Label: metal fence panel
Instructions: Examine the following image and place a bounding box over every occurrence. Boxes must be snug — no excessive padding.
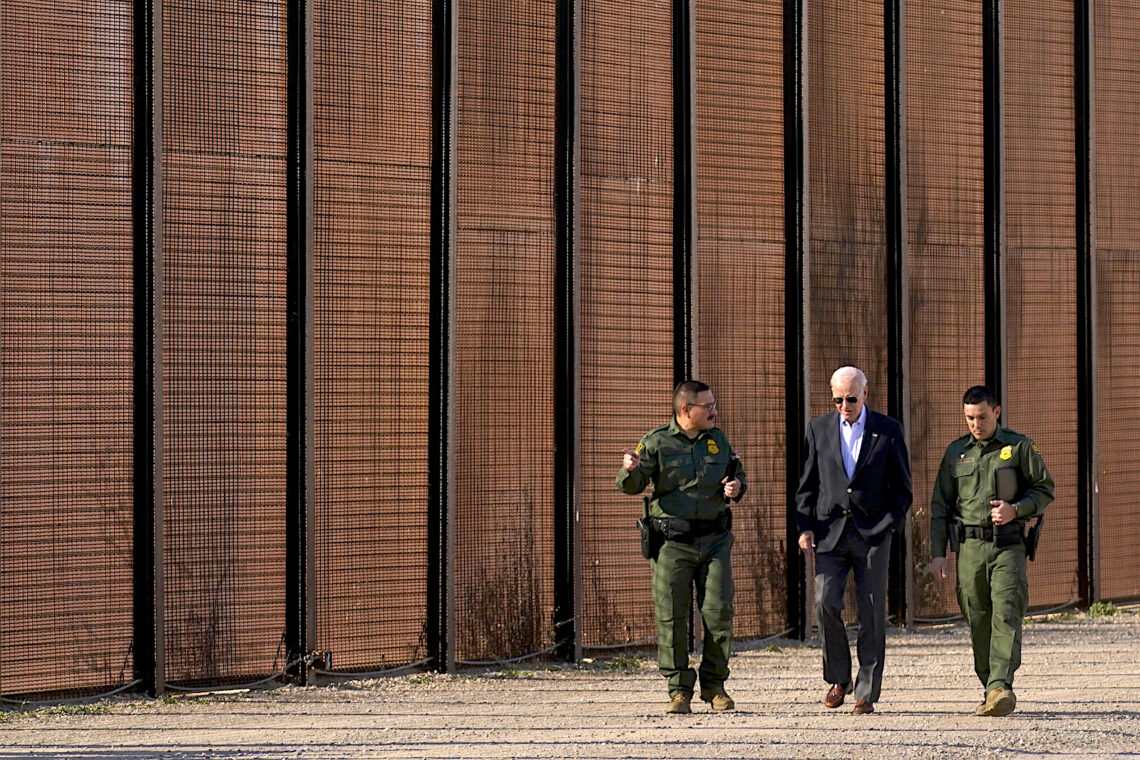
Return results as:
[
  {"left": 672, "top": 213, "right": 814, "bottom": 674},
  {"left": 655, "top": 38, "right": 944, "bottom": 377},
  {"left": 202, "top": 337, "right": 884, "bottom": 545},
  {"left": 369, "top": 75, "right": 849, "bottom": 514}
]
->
[
  {"left": 807, "top": 0, "right": 888, "bottom": 408},
  {"left": 906, "top": 0, "right": 986, "bottom": 620},
  {"left": 452, "top": 0, "right": 557, "bottom": 662},
  {"left": 694, "top": 0, "right": 788, "bottom": 639},
  {"left": 0, "top": 0, "right": 136, "bottom": 698},
  {"left": 578, "top": 0, "right": 674, "bottom": 648},
  {"left": 311, "top": 0, "right": 433, "bottom": 671},
  {"left": 1094, "top": 0, "right": 1140, "bottom": 602},
  {"left": 161, "top": 0, "right": 289, "bottom": 685},
  {"left": 1004, "top": 0, "right": 1080, "bottom": 608}
]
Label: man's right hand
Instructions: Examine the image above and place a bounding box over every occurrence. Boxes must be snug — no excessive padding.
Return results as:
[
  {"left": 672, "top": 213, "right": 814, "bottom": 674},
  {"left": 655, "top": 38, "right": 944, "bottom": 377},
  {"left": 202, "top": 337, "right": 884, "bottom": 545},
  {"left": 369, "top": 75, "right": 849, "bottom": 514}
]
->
[
  {"left": 621, "top": 448, "right": 640, "bottom": 471},
  {"left": 797, "top": 531, "right": 815, "bottom": 553},
  {"left": 930, "top": 556, "right": 948, "bottom": 579}
]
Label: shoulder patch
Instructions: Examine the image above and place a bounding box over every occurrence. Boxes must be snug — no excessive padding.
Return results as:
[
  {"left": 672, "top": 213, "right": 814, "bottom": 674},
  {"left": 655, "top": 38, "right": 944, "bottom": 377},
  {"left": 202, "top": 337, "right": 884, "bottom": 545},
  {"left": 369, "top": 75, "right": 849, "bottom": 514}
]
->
[
  {"left": 1002, "top": 427, "right": 1028, "bottom": 442},
  {"left": 947, "top": 434, "right": 971, "bottom": 457},
  {"left": 634, "top": 442, "right": 643, "bottom": 455}
]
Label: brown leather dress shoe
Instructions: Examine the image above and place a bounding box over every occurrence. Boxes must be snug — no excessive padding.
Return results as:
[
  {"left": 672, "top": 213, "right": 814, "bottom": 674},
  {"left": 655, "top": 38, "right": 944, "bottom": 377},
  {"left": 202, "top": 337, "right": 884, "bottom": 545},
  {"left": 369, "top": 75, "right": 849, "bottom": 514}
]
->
[
  {"left": 852, "top": 699, "right": 874, "bottom": 714},
  {"left": 824, "top": 683, "right": 852, "bottom": 708}
]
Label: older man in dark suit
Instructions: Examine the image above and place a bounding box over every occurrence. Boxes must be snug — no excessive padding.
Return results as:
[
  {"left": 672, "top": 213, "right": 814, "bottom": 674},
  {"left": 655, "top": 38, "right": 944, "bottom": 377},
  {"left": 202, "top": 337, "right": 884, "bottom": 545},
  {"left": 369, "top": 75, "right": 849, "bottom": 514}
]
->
[{"left": 795, "top": 366, "right": 912, "bottom": 714}]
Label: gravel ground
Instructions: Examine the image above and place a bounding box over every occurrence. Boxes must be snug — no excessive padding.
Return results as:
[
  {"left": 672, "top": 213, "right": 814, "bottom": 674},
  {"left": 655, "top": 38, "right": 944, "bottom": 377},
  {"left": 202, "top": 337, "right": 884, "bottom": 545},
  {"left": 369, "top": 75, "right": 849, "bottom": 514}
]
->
[{"left": 1, "top": 610, "right": 1139, "bottom": 760}]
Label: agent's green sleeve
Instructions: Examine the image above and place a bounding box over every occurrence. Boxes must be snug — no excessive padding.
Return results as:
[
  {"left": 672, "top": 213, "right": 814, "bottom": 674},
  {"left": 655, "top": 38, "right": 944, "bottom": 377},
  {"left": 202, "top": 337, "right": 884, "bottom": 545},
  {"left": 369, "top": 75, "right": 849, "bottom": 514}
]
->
[
  {"left": 929, "top": 455, "right": 957, "bottom": 559},
  {"left": 616, "top": 435, "right": 656, "bottom": 495},
  {"left": 1013, "top": 439, "right": 1054, "bottom": 519},
  {"left": 727, "top": 438, "right": 746, "bottom": 502}
]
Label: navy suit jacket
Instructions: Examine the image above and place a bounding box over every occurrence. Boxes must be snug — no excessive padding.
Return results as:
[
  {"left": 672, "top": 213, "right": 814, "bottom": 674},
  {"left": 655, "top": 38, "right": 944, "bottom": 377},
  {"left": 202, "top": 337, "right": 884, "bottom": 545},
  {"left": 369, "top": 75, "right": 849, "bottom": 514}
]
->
[{"left": 795, "top": 408, "right": 913, "bottom": 553}]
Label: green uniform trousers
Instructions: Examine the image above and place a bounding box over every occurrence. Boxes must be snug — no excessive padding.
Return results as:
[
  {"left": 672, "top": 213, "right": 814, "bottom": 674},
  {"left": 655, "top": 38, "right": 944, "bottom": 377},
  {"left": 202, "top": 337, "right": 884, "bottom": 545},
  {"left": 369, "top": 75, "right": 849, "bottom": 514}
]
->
[
  {"left": 956, "top": 537, "right": 1029, "bottom": 693},
  {"left": 650, "top": 530, "right": 734, "bottom": 696}
]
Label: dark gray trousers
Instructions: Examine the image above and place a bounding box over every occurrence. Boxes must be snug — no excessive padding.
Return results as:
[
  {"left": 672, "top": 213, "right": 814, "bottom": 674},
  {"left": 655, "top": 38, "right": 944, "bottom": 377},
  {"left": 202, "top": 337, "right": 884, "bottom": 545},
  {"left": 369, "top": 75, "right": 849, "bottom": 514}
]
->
[{"left": 813, "top": 520, "right": 892, "bottom": 704}]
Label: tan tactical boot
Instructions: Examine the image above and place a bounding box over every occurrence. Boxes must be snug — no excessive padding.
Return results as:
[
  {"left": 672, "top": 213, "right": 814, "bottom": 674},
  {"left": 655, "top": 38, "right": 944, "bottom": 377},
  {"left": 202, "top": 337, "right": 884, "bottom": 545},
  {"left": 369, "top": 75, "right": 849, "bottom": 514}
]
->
[
  {"left": 700, "top": 685, "right": 735, "bottom": 711},
  {"left": 978, "top": 687, "right": 1017, "bottom": 717},
  {"left": 666, "top": 692, "right": 692, "bottom": 714}
]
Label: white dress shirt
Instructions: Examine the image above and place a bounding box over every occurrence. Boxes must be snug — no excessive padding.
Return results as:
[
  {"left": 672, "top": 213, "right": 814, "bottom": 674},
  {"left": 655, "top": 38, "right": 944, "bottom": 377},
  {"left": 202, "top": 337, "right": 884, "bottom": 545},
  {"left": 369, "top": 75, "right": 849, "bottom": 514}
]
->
[{"left": 840, "top": 405, "right": 867, "bottom": 480}]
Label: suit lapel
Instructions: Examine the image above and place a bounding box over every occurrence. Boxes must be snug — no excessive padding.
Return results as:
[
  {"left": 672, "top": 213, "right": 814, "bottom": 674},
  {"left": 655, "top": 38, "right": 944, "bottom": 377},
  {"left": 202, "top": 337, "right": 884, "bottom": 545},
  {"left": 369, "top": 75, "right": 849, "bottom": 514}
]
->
[
  {"left": 826, "top": 412, "right": 847, "bottom": 476},
  {"left": 850, "top": 411, "right": 881, "bottom": 480}
]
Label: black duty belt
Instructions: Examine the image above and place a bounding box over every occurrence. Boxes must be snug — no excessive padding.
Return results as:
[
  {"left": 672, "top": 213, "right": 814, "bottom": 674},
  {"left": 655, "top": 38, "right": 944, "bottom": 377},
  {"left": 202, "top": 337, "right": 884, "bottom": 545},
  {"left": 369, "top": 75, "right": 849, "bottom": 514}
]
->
[
  {"left": 960, "top": 524, "right": 995, "bottom": 541},
  {"left": 651, "top": 508, "right": 732, "bottom": 543},
  {"left": 958, "top": 522, "right": 1024, "bottom": 547}
]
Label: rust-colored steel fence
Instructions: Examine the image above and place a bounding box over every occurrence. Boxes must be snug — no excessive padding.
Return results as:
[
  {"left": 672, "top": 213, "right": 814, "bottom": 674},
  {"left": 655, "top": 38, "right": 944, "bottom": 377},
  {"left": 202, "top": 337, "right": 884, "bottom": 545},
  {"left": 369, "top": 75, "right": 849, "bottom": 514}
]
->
[{"left": 0, "top": 0, "right": 1136, "bottom": 699}]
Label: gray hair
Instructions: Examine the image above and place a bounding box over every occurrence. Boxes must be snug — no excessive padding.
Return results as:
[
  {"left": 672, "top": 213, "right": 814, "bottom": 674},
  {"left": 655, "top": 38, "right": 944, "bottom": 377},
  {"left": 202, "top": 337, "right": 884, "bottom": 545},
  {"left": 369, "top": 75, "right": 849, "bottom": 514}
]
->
[{"left": 830, "top": 366, "right": 867, "bottom": 392}]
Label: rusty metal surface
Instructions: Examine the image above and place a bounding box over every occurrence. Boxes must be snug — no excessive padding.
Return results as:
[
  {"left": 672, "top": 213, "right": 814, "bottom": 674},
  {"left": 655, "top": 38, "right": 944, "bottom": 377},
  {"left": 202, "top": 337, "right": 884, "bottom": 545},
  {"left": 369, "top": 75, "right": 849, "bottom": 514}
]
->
[
  {"left": 577, "top": 0, "right": 674, "bottom": 648},
  {"left": 905, "top": 0, "right": 986, "bottom": 619},
  {"left": 1094, "top": 0, "right": 1140, "bottom": 601},
  {"left": 310, "top": 0, "right": 433, "bottom": 673},
  {"left": 451, "top": 0, "right": 558, "bottom": 662},
  {"left": 1005, "top": 0, "right": 1080, "bottom": 607},
  {"left": 0, "top": 0, "right": 136, "bottom": 697},
  {"left": 694, "top": 0, "right": 787, "bottom": 638},
  {"left": 161, "top": 0, "right": 289, "bottom": 684}
]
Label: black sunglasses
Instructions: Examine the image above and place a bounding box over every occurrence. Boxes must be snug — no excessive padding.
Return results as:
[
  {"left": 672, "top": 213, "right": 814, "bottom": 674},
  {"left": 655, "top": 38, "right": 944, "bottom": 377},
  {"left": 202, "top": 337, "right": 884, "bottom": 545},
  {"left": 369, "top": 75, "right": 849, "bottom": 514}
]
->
[{"left": 832, "top": 395, "right": 859, "bottom": 406}]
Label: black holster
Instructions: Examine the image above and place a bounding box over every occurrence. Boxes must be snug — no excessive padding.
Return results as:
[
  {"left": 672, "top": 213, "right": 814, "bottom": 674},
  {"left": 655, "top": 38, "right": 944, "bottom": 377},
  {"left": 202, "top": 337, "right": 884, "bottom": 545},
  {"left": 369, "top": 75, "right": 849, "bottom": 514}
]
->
[
  {"left": 637, "top": 496, "right": 664, "bottom": 560},
  {"left": 993, "top": 522, "right": 1025, "bottom": 549},
  {"left": 1024, "top": 515, "right": 1045, "bottom": 561},
  {"left": 650, "top": 508, "right": 732, "bottom": 544}
]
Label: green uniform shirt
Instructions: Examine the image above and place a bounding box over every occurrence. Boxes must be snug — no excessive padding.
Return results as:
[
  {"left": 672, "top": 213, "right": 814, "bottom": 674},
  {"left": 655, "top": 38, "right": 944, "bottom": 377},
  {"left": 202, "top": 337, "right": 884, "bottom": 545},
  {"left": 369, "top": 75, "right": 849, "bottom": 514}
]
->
[
  {"left": 616, "top": 418, "right": 746, "bottom": 521},
  {"left": 930, "top": 424, "right": 1054, "bottom": 558}
]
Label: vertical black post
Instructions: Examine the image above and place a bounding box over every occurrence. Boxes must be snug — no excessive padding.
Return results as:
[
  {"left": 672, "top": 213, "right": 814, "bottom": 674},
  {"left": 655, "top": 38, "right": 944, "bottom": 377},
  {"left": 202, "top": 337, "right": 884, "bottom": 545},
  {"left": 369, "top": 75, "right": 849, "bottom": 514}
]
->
[
  {"left": 428, "top": 0, "right": 456, "bottom": 673},
  {"left": 1074, "top": 0, "right": 1097, "bottom": 605},
  {"left": 784, "top": 0, "right": 808, "bottom": 640},
  {"left": 285, "top": 0, "right": 314, "bottom": 683},
  {"left": 674, "top": 0, "right": 699, "bottom": 652},
  {"left": 133, "top": 0, "right": 164, "bottom": 698},
  {"left": 884, "top": 0, "right": 910, "bottom": 627},
  {"left": 673, "top": 0, "right": 694, "bottom": 386},
  {"left": 553, "top": 0, "right": 580, "bottom": 662},
  {"left": 983, "top": 0, "right": 1005, "bottom": 401}
]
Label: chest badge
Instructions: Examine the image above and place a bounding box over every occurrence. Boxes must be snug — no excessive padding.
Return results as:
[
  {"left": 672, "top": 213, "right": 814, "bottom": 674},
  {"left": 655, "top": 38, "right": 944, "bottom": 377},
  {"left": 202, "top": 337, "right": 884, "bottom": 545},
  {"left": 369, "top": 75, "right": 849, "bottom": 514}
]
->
[
  {"left": 707, "top": 440, "right": 720, "bottom": 454},
  {"left": 1000, "top": 445, "right": 1013, "bottom": 460}
]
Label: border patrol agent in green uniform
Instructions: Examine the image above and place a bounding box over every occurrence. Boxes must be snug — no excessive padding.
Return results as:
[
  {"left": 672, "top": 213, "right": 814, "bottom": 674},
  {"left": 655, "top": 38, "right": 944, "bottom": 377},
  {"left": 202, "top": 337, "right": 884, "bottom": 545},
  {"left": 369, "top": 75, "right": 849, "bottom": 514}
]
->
[
  {"left": 930, "top": 385, "right": 1054, "bottom": 717},
  {"left": 617, "top": 381, "right": 745, "bottom": 715}
]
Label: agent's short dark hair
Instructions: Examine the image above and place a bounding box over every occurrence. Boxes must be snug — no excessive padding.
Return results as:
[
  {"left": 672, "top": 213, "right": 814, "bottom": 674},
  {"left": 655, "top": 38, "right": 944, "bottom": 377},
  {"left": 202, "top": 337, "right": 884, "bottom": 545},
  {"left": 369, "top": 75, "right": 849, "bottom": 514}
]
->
[
  {"left": 674, "top": 380, "right": 711, "bottom": 414},
  {"left": 962, "top": 385, "right": 998, "bottom": 407}
]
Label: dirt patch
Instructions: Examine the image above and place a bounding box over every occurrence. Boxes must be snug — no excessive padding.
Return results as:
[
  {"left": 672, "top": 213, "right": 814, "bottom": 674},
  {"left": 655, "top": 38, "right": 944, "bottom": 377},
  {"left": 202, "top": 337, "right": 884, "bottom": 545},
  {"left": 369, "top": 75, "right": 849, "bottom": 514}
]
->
[{"left": 2, "top": 610, "right": 1139, "bottom": 759}]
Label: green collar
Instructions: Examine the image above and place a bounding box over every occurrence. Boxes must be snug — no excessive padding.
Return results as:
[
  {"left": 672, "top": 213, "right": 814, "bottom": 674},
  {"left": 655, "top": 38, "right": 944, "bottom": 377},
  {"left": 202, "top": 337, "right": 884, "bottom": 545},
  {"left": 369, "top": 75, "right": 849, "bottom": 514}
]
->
[
  {"left": 970, "top": 424, "right": 1013, "bottom": 449},
  {"left": 669, "top": 416, "right": 707, "bottom": 442}
]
